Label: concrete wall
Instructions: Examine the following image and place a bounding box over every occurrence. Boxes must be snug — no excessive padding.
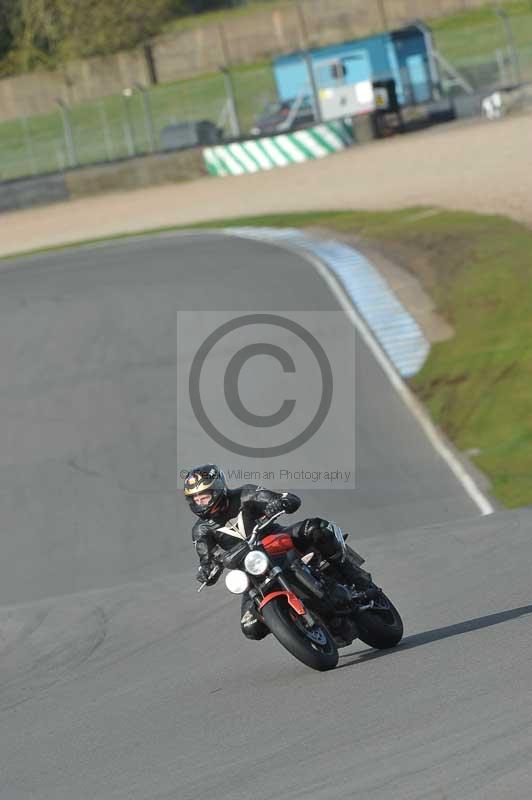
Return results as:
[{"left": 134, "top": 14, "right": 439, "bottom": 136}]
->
[
  {"left": 0, "top": 148, "right": 207, "bottom": 213},
  {"left": 0, "top": 0, "right": 507, "bottom": 122},
  {"left": 0, "top": 51, "right": 150, "bottom": 120},
  {"left": 65, "top": 148, "right": 206, "bottom": 197},
  {"left": 0, "top": 173, "right": 69, "bottom": 213}
]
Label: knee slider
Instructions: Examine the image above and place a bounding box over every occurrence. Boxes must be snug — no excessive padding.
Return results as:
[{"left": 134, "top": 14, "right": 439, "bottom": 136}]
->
[{"left": 241, "top": 610, "right": 269, "bottom": 641}]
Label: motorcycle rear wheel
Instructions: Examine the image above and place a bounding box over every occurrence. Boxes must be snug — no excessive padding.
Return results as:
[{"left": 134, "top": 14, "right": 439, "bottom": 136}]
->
[
  {"left": 356, "top": 591, "right": 403, "bottom": 649},
  {"left": 261, "top": 597, "right": 339, "bottom": 671}
]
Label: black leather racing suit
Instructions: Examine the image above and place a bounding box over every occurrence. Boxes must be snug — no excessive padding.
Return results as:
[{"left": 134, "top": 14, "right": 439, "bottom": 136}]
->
[{"left": 192, "top": 484, "right": 352, "bottom": 641}]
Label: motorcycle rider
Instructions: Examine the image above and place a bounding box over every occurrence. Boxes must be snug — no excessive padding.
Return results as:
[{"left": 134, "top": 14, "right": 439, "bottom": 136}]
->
[{"left": 183, "top": 464, "right": 373, "bottom": 641}]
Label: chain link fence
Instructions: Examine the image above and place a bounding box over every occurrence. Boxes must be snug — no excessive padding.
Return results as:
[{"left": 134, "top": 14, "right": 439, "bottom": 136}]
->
[
  {"left": 433, "top": 4, "right": 532, "bottom": 90},
  {"left": 0, "top": 63, "right": 278, "bottom": 181}
]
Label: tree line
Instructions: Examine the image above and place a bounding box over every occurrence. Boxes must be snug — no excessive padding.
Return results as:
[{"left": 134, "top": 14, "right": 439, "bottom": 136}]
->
[{"left": 0, "top": 0, "right": 244, "bottom": 76}]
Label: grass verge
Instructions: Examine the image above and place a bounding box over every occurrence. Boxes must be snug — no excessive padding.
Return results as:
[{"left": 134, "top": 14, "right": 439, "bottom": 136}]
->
[{"left": 4, "top": 206, "right": 531, "bottom": 508}]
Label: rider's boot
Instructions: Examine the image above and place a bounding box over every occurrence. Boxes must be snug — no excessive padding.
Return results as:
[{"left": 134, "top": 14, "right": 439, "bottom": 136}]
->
[
  {"left": 329, "top": 554, "right": 381, "bottom": 604},
  {"left": 303, "top": 518, "right": 379, "bottom": 597},
  {"left": 329, "top": 552, "right": 372, "bottom": 588}
]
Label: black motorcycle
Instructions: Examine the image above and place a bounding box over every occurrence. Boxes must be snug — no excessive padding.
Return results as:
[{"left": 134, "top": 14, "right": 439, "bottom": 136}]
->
[{"left": 199, "top": 510, "right": 403, "bottom": 672}]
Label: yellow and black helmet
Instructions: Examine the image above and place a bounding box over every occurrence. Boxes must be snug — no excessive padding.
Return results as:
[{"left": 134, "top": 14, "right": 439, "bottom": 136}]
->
[{"left": 183, "top": 464, "right": 228, "bottom": 518}]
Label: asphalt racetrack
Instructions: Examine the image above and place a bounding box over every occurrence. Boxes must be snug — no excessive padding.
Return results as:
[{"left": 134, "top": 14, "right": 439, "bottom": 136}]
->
[{"left": 0, "top": 233, "right": 530, "bottom": 799}]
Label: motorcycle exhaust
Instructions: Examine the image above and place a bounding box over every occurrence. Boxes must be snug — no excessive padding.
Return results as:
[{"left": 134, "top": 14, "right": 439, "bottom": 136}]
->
[
  {"left": 288, "top": 554, "right": 353, "bottom": 611},
  {"left": 288, "top": 557, "right": 326, "bottom": 600}
]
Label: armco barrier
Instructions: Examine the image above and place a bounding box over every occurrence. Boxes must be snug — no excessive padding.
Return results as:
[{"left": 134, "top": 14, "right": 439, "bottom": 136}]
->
[
  {"left": 203, "top": 121, "right": 353, "bottom": 177},
  {"left": 0, "top": 173, "right": 69, "bottom": 213}
]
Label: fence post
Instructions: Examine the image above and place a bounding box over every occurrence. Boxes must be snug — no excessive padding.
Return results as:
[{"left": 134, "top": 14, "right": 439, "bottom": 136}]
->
[
  {"left": 136, "top": 83, "right": 156, "bottom": 153},
  {"left": 97, "top": 100, "right": 114, "bottom": 160},
  {"left": 220, "top": 68, "right": 241, "bottom": 138},
  {"left": 495, "top": 48, "right": 508, "bottom": 85},
  {"left": 218, "top": 24, "right": 231, "bottom": 67},
  {"left": 296, "top": 2, "right": 310, "bottom": 49},
  {"left": 20, "top": 116, "right": 37, "bottom": 176},
  {"left": 122, "top": 88, "right": 137, "bottom": 156},
  {"left": 303, "top": 51, "right": 322, "bottom": 123},
  {"left": 54, "top": 142, "right": 66, "bottom": 172},
  {"left": 495, "top": 8, "right": 522, "bottom": 85},
  {"left": 56, "top": 99, "right": 78, "bottom": 168}
]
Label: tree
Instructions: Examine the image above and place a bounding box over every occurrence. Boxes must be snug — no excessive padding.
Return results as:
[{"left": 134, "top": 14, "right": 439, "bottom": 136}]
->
[
  {"left": 60, "top": 0, "right": 175, "bottom": 59},
  {"left": 0, "top": 0, "right": 21, "bottom": 66},
  {"left": 0, "top": 0, "right": 243, "bottom": 76},
  {"left": 0, "top": 0, "right": 175, "bottom": 74}
]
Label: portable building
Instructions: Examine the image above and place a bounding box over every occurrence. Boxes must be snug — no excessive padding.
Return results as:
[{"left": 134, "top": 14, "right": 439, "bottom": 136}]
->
[{"left": 273, "top": 24, "right": 438, "bottom": 110}]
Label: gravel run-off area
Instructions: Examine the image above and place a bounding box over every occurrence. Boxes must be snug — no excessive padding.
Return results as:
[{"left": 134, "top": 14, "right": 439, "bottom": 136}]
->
[{"left": 1, "top": 114, "right": 531, "bottom": 258}]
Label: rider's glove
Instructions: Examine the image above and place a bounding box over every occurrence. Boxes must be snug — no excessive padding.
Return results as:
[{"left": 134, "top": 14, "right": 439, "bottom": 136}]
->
[
  {"left": 264, "top": 496, "right": 292, "bottom": 517},
  {"left": 196, "top": 564, "right": 221, "bottom": 586},
  {"left": 263, "top": 492, "right": 300, "bottom": 518},
  {"left": 263, "top": 497, "right": 285, "bottom": 518}
]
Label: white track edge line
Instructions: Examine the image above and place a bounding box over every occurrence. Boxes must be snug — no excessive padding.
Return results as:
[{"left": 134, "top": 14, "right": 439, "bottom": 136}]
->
[{"left": 224, "top": 229, "right": 494, "bottom": 518}]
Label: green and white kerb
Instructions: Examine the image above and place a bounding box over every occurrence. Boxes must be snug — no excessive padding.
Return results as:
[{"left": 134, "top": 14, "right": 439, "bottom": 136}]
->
[{"left": 203, "top": 120, "right": 353, "bottom": 177}]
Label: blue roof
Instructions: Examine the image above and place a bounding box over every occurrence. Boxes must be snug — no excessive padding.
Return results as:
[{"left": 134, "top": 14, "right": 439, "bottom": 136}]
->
[{"left": 273, "top": 30, "right": 399, "bottom": 65}]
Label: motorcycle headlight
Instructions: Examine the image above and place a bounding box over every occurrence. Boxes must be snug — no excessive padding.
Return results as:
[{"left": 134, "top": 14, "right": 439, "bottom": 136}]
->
[
  {"left": 244, "top": 550, "right": 269, "bottom": 576},
  {"left": 225, "top": 570, "right": 249, "bottom": 595}
]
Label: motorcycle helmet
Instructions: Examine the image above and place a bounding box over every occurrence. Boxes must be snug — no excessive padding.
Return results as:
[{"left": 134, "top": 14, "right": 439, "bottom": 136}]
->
[{"left": 183, "top": 464, "right": 228, "bottom": 518}]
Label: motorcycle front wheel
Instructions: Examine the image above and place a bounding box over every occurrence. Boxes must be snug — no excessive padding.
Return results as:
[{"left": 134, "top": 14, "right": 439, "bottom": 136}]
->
[{"left": 261, "top": 597, "right": 339, "bottom": 671}]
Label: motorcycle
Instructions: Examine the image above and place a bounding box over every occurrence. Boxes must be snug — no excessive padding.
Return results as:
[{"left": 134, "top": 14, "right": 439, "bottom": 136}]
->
[{"left": 198, "top": 509, "right": 403, "bottom": 672}]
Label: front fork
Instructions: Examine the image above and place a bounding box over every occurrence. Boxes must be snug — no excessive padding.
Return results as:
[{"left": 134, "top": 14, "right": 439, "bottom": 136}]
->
[{"left": 251, "top": 568, "right": 317, "bottom": 627}]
